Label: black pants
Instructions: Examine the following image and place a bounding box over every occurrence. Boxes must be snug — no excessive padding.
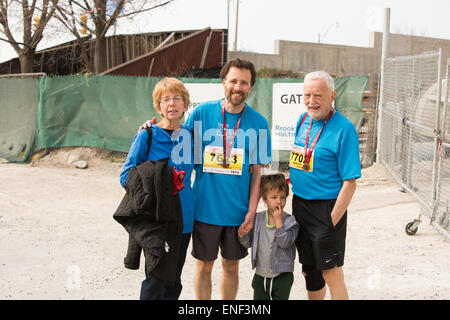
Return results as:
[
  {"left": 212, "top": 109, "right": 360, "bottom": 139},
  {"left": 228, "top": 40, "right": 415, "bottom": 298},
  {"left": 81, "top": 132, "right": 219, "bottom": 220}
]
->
[
  {"left": 292, "top": 195, "right": 347, "bottom": 292},
  {"left": 292, "top": 195, "right": 347, "bottom": 270},
  {"left": 140, "top": 233, "right": 191, "bottom": 300}
]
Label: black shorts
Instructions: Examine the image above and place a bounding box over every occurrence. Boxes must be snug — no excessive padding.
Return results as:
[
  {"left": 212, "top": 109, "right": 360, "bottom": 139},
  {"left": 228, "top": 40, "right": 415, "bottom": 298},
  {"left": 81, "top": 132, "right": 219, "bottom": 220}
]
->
[
  {"left": 191, "top": 220, "right": 248, "bottom": 261},
  {"left": 292, "top": 194, "right": 347, "bottom": 270}
]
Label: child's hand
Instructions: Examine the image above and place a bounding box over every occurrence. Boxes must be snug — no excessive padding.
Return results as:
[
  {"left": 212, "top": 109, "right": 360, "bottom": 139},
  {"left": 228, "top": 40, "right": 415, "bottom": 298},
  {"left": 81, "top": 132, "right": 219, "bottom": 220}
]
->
[
  {"left": 273, "top": 205, "right": 283, "bottom": 218},
  {"left": 273, "top": 205, "right": 283, "bottom": 228}
]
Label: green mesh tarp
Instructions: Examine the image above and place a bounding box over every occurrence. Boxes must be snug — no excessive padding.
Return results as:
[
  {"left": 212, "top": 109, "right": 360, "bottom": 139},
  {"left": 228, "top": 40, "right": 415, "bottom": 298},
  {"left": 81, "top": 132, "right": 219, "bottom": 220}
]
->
[
  {"left": 0, "top": 78, "right": 40, "bottom": 162},
  {"left": 36, "top": 75, "right": 161, "bottom": 152},
  {"left": 2, "top": 74, "right": 368, "bottom": 163},
  {"left": 334, "top": 76, "right": 368, "bottom": 130}
]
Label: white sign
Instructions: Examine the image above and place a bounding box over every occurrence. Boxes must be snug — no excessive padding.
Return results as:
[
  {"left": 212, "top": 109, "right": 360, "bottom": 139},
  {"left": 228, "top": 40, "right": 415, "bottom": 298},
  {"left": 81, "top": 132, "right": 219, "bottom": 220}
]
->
[
  {"left": 184, "top": 83, "right": 224, "bottom": 120},
  {"left": 272, "top": 83, "right": 306, "bottom": 150}
]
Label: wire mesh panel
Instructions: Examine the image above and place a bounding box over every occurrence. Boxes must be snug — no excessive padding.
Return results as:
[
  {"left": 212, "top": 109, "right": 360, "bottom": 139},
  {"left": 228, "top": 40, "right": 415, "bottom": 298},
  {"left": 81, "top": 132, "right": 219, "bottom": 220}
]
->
[
  {"left": 433, "top": 59, "right": 450, "bottom": 236},
  {"left": 379, "top": 51, "right": 441, "bottom": 212}
]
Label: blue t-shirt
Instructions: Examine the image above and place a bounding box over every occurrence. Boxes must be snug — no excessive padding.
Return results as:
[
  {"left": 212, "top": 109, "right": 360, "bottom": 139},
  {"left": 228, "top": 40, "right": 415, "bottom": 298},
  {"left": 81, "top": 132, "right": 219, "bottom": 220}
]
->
[
  {"left": 120, "top": 124, "right": 194, "bottom": 234},
  {"left": 289, "top": 111, "right": 361, "bottom": 200},
  {"left": 185, "top": 99, "right": 272, "bottom": 226}
]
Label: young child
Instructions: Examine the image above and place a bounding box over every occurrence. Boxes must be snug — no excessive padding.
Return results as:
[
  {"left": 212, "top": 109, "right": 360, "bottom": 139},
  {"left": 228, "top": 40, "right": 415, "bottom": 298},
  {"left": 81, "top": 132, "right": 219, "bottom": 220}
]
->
[{"left": 239, "top": 173, "right": 299, "bottom": 300}]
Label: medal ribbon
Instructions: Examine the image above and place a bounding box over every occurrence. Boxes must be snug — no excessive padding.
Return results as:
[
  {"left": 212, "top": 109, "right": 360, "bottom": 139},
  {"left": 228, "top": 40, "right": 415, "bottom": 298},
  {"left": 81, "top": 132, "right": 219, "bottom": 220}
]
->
[
  {"left": 222, "top": 99, "right": 245, "bottom": 165},
  {"left": 302, "top": 109, "right": 335, "bottom": 167}
]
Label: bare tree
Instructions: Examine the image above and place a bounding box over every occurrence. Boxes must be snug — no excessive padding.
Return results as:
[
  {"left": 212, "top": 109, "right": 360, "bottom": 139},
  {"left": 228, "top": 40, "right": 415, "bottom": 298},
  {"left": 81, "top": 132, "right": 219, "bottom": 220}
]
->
[
  {"left": 0, "top": 0, "right": 58, "bottom": 73},
  {"left": 53, "top": 0, "right": 174, "bottom": 74}
]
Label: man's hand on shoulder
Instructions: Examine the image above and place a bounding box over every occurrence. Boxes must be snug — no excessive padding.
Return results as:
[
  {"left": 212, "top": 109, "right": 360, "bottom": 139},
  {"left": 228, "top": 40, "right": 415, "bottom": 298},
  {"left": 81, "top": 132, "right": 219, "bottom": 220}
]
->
[{"left": 138, "top": 117, "right": 157, "bottom": 132}]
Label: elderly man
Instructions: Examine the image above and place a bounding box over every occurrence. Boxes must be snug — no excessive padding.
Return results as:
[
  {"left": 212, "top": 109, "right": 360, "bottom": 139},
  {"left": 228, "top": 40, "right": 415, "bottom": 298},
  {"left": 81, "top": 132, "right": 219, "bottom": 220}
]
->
[{"left": 289, "top": 71, "right": 361, "bottom": 300}]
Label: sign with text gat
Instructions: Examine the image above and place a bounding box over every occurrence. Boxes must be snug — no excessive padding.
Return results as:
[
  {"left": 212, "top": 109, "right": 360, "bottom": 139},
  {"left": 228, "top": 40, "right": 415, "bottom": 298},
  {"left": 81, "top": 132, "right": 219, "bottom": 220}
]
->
[{"left": 272, "top": 83, "right": 306, "bottom": 150}]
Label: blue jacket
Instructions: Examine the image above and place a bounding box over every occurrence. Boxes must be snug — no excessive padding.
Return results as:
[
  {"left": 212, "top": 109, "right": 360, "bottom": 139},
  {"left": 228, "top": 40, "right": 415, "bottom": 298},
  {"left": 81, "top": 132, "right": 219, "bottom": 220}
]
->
[{"left": 120, "top": 124, "right": 194, "bottom": 234}]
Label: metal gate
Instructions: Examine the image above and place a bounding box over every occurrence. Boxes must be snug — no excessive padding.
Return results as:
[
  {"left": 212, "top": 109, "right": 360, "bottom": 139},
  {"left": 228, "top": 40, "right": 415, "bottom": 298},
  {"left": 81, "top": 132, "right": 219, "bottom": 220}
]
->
[
  {"left": 432, "top": 59, "right": 450, "bottom": 237},
  {"left": 378, "top": 50, "right": 450, "bottom": 239}
]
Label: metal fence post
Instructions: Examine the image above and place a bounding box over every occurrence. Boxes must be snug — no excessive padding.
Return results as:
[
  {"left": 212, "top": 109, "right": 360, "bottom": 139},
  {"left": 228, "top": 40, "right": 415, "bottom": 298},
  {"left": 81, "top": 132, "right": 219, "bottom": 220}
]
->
[
  {"left": 431, "top": 48, "right": 443, "bottom": 206},
  {"left": 405, "top": 57, "right": 417, "bottom": 190},
  {"left": 432, "top": 58, "right": 449, "bottom": 226},
  {"left": 375, "top": 8, "right": 390, "bottom": 163}
]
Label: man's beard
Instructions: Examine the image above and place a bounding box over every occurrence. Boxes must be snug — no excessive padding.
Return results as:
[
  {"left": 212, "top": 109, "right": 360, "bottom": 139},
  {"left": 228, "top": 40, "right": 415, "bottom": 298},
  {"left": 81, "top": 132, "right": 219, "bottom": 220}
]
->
[{"left": 226, "top": 90, "right": 247, "bottom": 106}]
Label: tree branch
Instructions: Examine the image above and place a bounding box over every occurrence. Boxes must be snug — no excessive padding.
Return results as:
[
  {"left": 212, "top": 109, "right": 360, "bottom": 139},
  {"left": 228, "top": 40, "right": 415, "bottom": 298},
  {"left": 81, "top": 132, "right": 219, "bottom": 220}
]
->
[
  {"left": 117, "top": 0, "right": 173, "bottom": 19},
  {"left": 0, "top": 35, "right": 27, "bottom": 47}
]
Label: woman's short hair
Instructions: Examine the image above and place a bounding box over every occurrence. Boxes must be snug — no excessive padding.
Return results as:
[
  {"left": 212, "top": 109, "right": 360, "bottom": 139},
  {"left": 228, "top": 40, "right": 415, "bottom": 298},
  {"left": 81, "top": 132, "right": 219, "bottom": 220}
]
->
[
  {"left": 153, "top": 77, "right": 190, "bottom": 114},
  {"left": 260, "top": 173, "right": 289, "bottom": 200}
]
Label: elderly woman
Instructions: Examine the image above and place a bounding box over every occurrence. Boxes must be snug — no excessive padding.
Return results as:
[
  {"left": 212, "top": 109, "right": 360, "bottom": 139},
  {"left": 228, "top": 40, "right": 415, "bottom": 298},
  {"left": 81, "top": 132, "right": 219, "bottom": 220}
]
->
[{"left": 120, "top": 77, "right": 194, "bottom": 300}]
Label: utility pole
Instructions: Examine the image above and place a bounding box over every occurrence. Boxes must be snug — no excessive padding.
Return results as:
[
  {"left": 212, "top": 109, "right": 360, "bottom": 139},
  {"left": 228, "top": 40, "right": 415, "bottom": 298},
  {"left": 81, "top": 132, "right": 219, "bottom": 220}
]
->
[
  {"left": 375, "top": 8, "right": 390, "bottom": 163},
  {"left": 233, "top": 0, "right": 239, "bottom": 52},
  {"left": 227, "top": 0, "right": 230, "bottom": 32}
]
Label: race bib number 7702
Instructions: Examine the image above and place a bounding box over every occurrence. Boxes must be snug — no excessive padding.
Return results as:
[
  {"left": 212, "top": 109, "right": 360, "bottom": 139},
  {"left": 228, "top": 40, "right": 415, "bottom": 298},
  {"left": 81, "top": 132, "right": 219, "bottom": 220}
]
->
[{"left": 289, "top": 145, "right": 314, "bottom": 172}]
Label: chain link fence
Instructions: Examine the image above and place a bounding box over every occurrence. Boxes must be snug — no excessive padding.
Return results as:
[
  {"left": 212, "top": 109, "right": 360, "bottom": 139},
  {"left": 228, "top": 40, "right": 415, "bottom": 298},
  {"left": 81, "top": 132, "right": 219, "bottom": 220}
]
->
[
  {"left": 378, "top": 50, "right": 450, "bottom": 239},
  {"left": 433, "top": 59, "right": 450, "bottom": 236}
]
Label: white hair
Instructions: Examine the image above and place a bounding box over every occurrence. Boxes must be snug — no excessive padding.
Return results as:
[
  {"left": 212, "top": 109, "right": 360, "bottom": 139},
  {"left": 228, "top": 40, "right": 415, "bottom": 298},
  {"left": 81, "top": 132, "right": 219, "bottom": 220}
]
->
[{"left": 304, "top": 71, "right": 335, "bottom": 92}]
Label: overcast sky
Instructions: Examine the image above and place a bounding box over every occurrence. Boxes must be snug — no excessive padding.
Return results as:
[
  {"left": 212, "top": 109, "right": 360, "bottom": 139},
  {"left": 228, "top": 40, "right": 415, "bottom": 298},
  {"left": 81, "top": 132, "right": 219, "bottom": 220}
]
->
[{"left": 1, "top": 0, "right": 450, "bottom": 63}]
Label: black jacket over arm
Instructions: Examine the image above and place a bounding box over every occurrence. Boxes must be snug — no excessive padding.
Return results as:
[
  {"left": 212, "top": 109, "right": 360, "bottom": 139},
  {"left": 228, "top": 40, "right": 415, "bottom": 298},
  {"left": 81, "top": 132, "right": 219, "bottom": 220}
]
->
[{"left": 113, "top": 158, "right": 183, "bottom": 284}]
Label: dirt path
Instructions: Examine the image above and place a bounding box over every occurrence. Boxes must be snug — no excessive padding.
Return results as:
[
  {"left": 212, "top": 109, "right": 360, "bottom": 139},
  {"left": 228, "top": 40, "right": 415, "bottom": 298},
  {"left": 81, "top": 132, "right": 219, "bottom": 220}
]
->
[{"left": 1, "top": 155, "right": 449, "bottom": 300}]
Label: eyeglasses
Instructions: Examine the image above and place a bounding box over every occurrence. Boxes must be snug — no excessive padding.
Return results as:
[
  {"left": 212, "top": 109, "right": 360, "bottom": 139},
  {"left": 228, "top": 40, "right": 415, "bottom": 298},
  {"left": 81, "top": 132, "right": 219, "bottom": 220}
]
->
[{"left": 161, "top": 96, "right": 183, "bottom": 105}]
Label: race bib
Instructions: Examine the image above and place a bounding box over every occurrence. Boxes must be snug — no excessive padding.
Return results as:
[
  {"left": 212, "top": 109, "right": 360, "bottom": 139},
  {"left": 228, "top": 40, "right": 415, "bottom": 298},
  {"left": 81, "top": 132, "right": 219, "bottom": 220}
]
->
[
  {"left": 289, "top": 145, "right": 314, "bottom": 172},
  {"left": 203, "top": 146, "right": 244, "bottom": 176}
]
